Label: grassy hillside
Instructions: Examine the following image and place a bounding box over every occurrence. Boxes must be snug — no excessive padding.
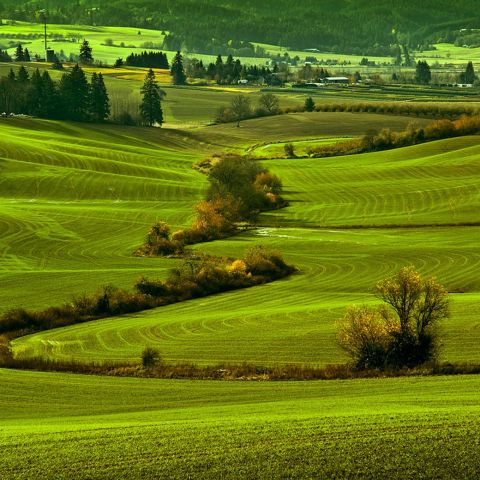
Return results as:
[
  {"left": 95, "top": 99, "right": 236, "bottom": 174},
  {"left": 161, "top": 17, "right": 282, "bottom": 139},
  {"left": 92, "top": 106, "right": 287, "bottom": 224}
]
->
[
  {"left": 0, "top": 118, "right": 206, "bottom": 311},
  {"left": 2, "top": 114, "right": 478, "bottom": 367},
  {"left": 1, "top": 369, "right": 480, "bottom": 479}
]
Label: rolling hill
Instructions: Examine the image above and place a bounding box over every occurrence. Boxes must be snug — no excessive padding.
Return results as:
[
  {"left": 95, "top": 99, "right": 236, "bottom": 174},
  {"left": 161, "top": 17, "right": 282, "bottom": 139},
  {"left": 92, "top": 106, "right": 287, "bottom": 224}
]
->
[{"left": 0, "top": 113, "right": 477, "bottom": 367}]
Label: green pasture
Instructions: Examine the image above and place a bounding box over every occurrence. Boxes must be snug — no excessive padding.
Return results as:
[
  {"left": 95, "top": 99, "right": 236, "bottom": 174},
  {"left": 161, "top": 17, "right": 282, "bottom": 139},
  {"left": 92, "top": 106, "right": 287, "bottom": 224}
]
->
[
  {"left": 191, "top": 111, "right": 430, "bottom": 148},
  {"left": 0, "top": 118, "right": 207, "bottom": 311},
  {"left": 0, "top": 114, "right": 477, "bottom": 366},
  {"left": 0, "top": 20, "right": 262, "bottom": 66},
  {"left": 1, "top": 369, "right": 480, "bottom": 479}
]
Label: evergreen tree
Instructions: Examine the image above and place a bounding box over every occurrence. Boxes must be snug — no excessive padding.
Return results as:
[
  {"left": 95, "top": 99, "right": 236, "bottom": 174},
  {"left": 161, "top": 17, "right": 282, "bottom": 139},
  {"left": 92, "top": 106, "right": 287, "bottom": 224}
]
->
[
  {"left": 304, "top": 96, "right": 315, "bottom": 112},
  {"left": 79, "top": 39, "right": 93, "bottom": 64},
  {"left": 170, "top": 51, "right": 187, "bottom": 85},
  {"left": 140, "top": 68, "right": 164, "bottom": 127},
  {"left": 0, "top": 49, "right": 12, "bottom": 62},
  {"left": 59, "top": 64, "right": 90, "bottom": 121},
  {"left": 40, "top": 71, "right": 60, "bottom": 119},
  {"left": 15, "top": 44, "right": 24, "bottom": 62},
  {"left": 28, "top": 68, "right": 43, "bottom": 115},
  {"left": 17, "top": 66, "right": 29, "bottom": 83},
  {"left": 402, "top": 45, "right": 413, "bottom": 67},
  {"left": 464, "top": 61, "right": 476, "bottom": 84},
  {"left": 89, "top": 72, "right": 110, "bottom": 122},
  {"left": 114, "top": 58, "right": 124, "bottom": 68},
  {"left": 215, "top": 55, "right": 224, "bottom": 84},
  {"left": 23, "top": 48, "right": 30, "bottom": 62},
  {"left": 415, "top": 60, "right": 431, "bottom": 85}
]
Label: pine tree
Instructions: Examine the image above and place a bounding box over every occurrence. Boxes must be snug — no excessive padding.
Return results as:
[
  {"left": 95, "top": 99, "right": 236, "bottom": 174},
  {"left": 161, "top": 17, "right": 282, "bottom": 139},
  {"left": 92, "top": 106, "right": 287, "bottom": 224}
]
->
[
  {"left": 304, "top": 96, "right": 315, "bottom": 112},
  {"left": 28, "top": 68, "right": 43, "bottom": 115},
  {"left": 15, "top": 44, "right": 24, "bottom": 62},
  {"left": 17, "top": 66, "right": 29, "bottom": 83},
  {"left": 415, "top": 61, "right": 431, "bottom": 85},
  {"left": 140, "top": 68, "right": 164, "bottom": 127},
  {"left": 465, "top": 61, "right": 476, "bottom": 84},
  {"left": 0, "top": 49, "right": 12, "bottom": 62},
  {"left": 23, "top": 48, "right": 31, "bottom": 62},
  {"left": 41, "top": 71, "right": 60, "bottom": 119},
  {"left": 79, "top": 39, "right": 93, "bottom": 64},
  {"left": 89, "top": 72, "right": 110, "bottom": 122},
  {"left": 59, "top": 64, "right": 90, "bottom": 121},
  {"left": 170, "top": 51, "right": 187, "bottom": 85}
]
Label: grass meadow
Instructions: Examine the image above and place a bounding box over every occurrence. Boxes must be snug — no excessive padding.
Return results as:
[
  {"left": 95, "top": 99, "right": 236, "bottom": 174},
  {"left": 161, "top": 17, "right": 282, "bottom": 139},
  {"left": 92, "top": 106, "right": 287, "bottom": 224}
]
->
[
  {"left": 1, "top": 369, "right": 480, "bottom": 479},
  {"left": 1, "top": 107, "right": 479, "bottom": 478}
]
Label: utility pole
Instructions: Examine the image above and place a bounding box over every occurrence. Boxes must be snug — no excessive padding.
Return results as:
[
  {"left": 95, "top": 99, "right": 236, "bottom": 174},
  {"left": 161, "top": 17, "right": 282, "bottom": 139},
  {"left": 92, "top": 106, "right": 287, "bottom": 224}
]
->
[{"left": 40, "top": 9, "right": 47, "bottom": 52}]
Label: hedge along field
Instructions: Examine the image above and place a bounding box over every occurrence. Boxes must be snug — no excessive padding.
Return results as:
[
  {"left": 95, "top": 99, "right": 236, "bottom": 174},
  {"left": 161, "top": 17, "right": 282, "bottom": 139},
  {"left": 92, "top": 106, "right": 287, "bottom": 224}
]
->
[
  {"left": 1, "top": 369, "right": 480, "bottom": 480},
  {"left": 9, "top": 119, "right": 480, "bottom": 366}
]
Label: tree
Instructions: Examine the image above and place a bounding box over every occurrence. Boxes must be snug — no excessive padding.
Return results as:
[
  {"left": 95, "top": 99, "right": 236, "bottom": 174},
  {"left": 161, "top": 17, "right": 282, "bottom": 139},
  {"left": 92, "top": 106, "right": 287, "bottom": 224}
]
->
[
  {"left": 415, "top": 61, "right": 431, "bottom": 85},
  {"left": 140, "top": 68, "right": 164, "bottom": 127},
  {"left": 17, "top": 66, "right": 29, "bottom": 84},
  {"left": 59, "top": 64, "right": 90, "bottom": 121},
  {"left": 230, "top": 94, "right": 252, "bottom": 127},
  {"left": 258, "top": 93, "right": 279, "bottom": 114},
  {"left": 114, "top": 58, "right": 124, "bottom": 68},
  {"left": 376, "top": 266, "right": 448, "bottom": 339},
  {"left": 23, "top": 48, "right": 31, "bottom": 62},
  {"left": 304, "top": 96, "right": 315, "bottom": 112},
  {"left": 15, "top": 44, "right": 24, "bottom": 62},
  {"left": 464, "top": 61, "right": 476, "bottom": 84},
  {"left": 207, "top": 154, "right": 267, "bottom": 219},
  {"left": 338, "top": 266, "right": 449, "bottom": 369},
  {"left": 89, "top": 72, "right": 110, "bottom": 122},
  {"left": 79, "top": 39, "right": 93, "bottom": 64},
  {"left": 170, "top": 51, "right": 187, "bottom": 85}
]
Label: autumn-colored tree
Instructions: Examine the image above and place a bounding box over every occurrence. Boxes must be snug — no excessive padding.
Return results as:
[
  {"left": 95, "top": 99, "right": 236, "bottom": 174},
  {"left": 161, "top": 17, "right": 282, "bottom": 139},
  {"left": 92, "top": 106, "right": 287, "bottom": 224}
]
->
[{"left": 338, "top": 267, "right": 449, "bottom": 369}]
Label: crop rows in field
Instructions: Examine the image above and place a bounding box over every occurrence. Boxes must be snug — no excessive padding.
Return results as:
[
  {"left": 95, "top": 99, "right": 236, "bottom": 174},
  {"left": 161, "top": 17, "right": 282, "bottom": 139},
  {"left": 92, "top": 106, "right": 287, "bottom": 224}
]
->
[
  {"left": 1, "top": 369, "right": 480, "bottom": 479},
  {"left": 5, "top": 115, "right": 479, "bottom": 366}
]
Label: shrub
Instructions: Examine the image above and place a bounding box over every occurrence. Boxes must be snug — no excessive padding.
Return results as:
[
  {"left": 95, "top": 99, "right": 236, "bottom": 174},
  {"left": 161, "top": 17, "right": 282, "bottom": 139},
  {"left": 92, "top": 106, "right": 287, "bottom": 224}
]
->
[
  {"left": 138, "top": 221, "right": 184, "bottom": 256},
  {"left": 135, "top": 276, "right": 171, "bottom": 297},
  {"left": 337, "top": 305, "right": 394, "bottom": 369},
  {"left": 284, "top": 143, "right": 296, "bottom": 158},
  {"left": 254, "top": 172, "right": 283, "bottom": 196},
  {"left": 141, "top": 347, "right": 161, "bottom": 368}
]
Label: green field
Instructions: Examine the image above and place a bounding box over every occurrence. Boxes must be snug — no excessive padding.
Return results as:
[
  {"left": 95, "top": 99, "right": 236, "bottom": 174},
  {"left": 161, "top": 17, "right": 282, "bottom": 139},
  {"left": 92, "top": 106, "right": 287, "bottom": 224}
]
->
[
  {"left": 0, "top": 112, "right": 477, "bottom": 367},
  {"left": 1, "top": 369, "right": 480, "bottom": 479},
  {"left": 1, "top": 106, "right": 480, "bottom": 478}
]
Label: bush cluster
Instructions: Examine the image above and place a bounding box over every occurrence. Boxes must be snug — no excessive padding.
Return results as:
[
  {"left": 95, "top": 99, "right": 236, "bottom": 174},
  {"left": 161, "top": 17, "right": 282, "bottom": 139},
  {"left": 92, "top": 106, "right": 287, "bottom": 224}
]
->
[
  {"left": 167, "top": 154, "right": 287, "bottom": 247},
  {"left": 0, "top": 248, "right": 295, "bottom": 337},
  {"left": 0, "top": 286, "right": 157, "bottom": 336},
  {"left": 136, "top": 222, "right": 184, "bottom": 256},
  {"left": 136, "top": 247, "right": 295, "bottom": 302}
]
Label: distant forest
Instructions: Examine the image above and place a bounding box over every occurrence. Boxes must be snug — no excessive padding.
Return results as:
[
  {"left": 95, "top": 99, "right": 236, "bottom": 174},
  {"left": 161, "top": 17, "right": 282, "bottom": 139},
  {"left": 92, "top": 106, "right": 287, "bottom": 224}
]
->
[{"left": 1, "top": 0, "right": 480, "bottom": 56}]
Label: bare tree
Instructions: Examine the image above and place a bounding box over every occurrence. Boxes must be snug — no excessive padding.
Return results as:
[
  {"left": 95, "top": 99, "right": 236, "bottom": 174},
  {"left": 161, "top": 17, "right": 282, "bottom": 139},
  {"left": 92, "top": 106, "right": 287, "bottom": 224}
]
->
[{"left": 230, "top": 94, "right": 252, "bottom": 127}]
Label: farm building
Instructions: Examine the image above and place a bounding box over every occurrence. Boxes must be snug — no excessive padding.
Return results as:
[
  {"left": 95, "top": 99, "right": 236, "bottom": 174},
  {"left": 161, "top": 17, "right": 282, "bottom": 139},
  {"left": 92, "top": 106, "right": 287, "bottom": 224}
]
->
[{"left": 324, "top": 76, "right": 350, "bottom": 84}]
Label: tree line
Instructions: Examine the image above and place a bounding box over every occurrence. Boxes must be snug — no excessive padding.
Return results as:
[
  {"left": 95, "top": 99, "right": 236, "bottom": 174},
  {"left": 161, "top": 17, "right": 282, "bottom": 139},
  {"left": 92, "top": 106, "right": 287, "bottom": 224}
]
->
[
  {"left": 121, "top": 51, "right": 169, "bottom": 69},
  {"left": 0, "top": 65, "right": 110, "bottom": 122}
]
